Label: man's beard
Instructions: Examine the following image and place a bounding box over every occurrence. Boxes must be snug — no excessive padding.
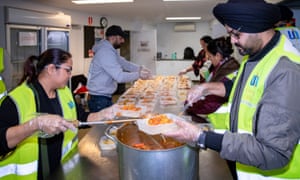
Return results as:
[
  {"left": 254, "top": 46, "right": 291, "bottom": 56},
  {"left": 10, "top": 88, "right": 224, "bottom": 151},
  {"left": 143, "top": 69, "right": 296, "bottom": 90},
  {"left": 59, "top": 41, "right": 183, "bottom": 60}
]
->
[
  {"left": 235, "top": 43, "right": 253, "bottom": 56},
  {"left": 113, "top": 43, "right": 122, "bottom": 49}
]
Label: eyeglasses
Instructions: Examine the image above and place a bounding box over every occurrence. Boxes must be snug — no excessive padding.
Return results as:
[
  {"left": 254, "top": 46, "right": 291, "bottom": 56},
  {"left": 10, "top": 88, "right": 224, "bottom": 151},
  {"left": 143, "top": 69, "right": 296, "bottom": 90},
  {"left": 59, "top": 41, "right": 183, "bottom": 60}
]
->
[
  {"left": 227, "top": 26, "right": 242, "bottom": 40},
  {"left": 55, "top": 65, "right": 72, "bottom": 74}
]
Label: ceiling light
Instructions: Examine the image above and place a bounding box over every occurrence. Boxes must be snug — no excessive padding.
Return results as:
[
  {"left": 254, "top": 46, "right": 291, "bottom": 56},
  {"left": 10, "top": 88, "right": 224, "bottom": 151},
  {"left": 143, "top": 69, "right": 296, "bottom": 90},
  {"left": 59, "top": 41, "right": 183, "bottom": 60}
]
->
[
  {"left": 72, "top": 0, "right": 134, "bottom": 4},
  {"left": 166, "top": 17, "right": 201, "bottom": 20},
  {"left": 163, "top": 0, "right": 207, "bottom": 1}
]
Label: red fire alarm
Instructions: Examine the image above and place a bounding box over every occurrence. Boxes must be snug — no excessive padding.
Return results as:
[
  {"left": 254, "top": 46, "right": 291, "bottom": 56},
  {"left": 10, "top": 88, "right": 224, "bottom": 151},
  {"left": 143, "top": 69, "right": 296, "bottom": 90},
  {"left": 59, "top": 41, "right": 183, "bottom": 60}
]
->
[{"left": 88, "top": 16, "right": 93, "bottom": 26}]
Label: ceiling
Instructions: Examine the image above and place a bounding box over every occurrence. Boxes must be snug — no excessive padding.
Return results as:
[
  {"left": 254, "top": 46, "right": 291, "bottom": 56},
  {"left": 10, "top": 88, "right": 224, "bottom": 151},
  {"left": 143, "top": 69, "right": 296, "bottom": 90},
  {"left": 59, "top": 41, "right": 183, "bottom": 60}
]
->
[{"left": 24, "top": 0, "right": 290, "bottom": 25}]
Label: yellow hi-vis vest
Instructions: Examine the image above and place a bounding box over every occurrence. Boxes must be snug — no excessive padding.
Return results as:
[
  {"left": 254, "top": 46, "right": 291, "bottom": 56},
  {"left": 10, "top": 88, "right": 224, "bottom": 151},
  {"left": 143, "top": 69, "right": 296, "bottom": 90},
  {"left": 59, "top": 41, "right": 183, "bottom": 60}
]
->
[
  {"left": 0, "top": 48, "right": 4, "bottom": 73},
  {"left": 0, "top": 48, "right": 7, "bottom": 103},
  {"left": 207, "top": 71, "right": 237, "bottom": 133},
  {"left": 276, "top": 26, "right": 300, "bottom": 52},
  {"left": 228, "top": 35, "right": 300, "bottom": 179},
  {"left": 0, "top": 82, "right": 78, "bottom": 179},
  {"left": 0, "top": 76, "right": 7, "bottom": 103}
]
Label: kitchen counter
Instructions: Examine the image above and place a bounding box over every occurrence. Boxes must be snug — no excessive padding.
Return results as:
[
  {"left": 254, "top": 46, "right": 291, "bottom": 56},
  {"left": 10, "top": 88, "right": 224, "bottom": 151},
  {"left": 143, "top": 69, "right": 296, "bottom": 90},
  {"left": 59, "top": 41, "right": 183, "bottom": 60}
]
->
[
  {"left": 156, "top": 59, "right": 194, "bottom": 61},
  {"left": 48, "top": 121, "right": 232, "bottom": 180},
  {"left": 48, "top": 79, "right": 232, "bottom": 180}
]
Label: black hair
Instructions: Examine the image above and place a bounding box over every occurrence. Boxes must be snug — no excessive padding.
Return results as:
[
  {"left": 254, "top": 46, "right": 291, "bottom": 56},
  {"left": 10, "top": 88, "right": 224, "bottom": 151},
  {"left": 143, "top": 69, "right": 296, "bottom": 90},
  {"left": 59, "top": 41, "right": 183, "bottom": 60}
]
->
[
  {"left": 19, "top": 48, "right": 72, "bottom": 84},
  {"left": 278, "top": 4, "right": 293, "bottom": 21},
  {"left": 206, "top": 36, "right": 233, "bottom": 58},
  {"left": 200, "top": 35, "right": 213, "bottom": 44},
  {"left": 183, "top": 47, "right": 196, "bottom": 59}
]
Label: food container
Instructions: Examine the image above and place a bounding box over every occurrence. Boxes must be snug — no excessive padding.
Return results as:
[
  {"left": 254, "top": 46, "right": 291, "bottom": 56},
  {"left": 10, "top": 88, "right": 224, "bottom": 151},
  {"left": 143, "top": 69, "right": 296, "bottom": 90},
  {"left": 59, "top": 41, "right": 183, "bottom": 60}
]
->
[
  {"left": 160, "top": 98, "right": 177, "bottom": 106},
  {"left": 105, "top": 123, "right": 199, "bottom": 180},
  {"left": 117, "top": 97, "right": 136, "bottom": 106},
  {"left": 99, "top": 136, "right": 116, "bottom": 151},
  {"left": 136, "top": 113, "right": 180, "bottom": 135},
  {"left": 113, "top": 104, "right": 146, "bottom": 118}
]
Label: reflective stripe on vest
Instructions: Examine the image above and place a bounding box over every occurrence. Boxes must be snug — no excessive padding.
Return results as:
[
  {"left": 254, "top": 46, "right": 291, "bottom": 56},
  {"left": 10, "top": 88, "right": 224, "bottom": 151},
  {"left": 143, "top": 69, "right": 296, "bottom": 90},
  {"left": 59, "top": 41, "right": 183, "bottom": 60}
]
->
[
  {"left": 0, "top": 76, "right": 7, "bottom": 101},
  {"left": 214, "top": 105, "right": 229, "bottom": 113},
  {"left": 276, "top": 27, "right": 300, "bottom": 52},
  {"left": 237, "top": 171, "right": 291, "bottom": 180},
  {"left": 0, "top": 161, "right": 38, "bottom": 178},
  {"left": 0, "top": 48, "right": 6, "bottom": 102},
  {"left": 62, "top": 134, "right": 78, "bottom": 159},
  {"left": 0, "top": 83, "right": 78, "bottom": 179},
  {"left": 0, "top": 48, "right": 4, "bottom": 72},
  {"left": 207, "top": 71, "right": 237, "bottom": 131},
  {"left": 229, "top": 35, "right": 300, "bottom": 179},
  {"left": 62, "top": 152, "right": 80, "bottom": 174},
  {"left": 207, "top": 104, "right": 229, "bottom": 131}
]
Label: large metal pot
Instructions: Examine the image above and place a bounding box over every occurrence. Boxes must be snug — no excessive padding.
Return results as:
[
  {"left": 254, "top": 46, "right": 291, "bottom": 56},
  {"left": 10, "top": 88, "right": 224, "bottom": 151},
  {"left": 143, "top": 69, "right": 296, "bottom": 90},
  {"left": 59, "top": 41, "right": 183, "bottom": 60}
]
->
[{"left": 106, "top": 123, "right": 199, "bottom": 180}]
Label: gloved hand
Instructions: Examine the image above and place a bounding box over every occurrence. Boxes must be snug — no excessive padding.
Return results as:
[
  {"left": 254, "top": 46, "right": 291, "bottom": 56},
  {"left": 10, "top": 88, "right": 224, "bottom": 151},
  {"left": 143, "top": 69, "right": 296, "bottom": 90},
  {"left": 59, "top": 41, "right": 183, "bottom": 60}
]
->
[
  {"left": 139, "top": 66, "right": 153, "bottom": 80},
  {"left": 29, "top": 113, "right": 76, "bottom": 135},
  {"left": 86, "top": 105, "right": 116, "bottom": 123},
  {"left": 99, "top": 104, "right": 116, "bottom": 120},
  {"left": 178, "top": 69, "right": 187, "bottom": 76},
  {"left": 186, "top": 84, "right": 207, "bottom": 106},
  {"left": 162, "top": 119, "right": 202, "bottom": 143}
]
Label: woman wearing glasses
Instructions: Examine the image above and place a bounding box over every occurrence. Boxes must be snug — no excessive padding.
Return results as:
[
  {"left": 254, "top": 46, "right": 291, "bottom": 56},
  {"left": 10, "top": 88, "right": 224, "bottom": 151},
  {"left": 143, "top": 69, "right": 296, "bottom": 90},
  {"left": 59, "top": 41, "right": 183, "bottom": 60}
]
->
[{"left": 0, "top": 48, "right": 114, "bottom": 179}]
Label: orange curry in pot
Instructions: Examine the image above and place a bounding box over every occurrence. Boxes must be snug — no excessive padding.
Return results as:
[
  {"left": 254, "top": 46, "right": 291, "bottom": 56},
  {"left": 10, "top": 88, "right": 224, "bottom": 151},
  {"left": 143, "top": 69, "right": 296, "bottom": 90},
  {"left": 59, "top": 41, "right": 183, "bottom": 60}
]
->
[{"left": 117, "top": 123, "right": 184, "bottom": 150}]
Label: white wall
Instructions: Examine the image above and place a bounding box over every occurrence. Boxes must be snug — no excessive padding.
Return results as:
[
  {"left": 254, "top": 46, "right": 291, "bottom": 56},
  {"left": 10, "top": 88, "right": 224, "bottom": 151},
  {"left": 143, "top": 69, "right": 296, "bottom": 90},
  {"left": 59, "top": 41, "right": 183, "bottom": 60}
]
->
[
  {"left": 52, "top": 11, "right": 157, "bottom": 76},
  {"left": 156, "top": 22, "right": 212, "bottom": 59},
  {"left": 0, "top": 0, "right": 157, "bottom": 78},
  {"left": 0, "top": 0, "right": 232, "bottom": 83},
  {"left": 292, "top": 9, "right": 300, "bottom": 27}
]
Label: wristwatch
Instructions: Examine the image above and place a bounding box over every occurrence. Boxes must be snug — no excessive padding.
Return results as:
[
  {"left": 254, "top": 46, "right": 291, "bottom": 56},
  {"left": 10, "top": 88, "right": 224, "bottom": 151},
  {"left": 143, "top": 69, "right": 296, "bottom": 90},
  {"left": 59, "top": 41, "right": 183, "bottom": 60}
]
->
[{"left": 197, "top": 131, "right": 207, "bottom": 149}]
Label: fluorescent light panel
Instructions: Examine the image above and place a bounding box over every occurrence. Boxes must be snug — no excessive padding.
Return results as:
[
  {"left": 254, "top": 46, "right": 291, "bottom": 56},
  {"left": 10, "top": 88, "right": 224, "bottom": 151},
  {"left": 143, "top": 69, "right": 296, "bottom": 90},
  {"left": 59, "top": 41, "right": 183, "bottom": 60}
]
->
[
  {"left": 72, "top": 0, "right": 133, "bottom": 4},
  {"left": 163, "top": 0, "right": 205, "bottom": 1},
  {"left": 166, "top": 17, "right": 201, "bottom": 20}
]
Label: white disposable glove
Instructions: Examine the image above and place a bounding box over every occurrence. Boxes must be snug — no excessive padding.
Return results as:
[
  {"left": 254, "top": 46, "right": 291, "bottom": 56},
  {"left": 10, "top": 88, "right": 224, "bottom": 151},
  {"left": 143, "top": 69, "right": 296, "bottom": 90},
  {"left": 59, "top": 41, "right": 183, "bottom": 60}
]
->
[
  {"left": 98, "top": 105, "right": 116, "bottom": 120},
  {"left": 139, "top": 66, "right": 153, "bottom": 80},
  {"left": 186, "top": 84, "right": 207, "bottom": 106},
  {"left": 178, "top": 69, "right": 187, "bottom": 76},
  {"left": 29, "top": 113, "right": 76, "bottom": 135},
  {"left": 162, "top": 119, "right": 202, "bottom": 143}
]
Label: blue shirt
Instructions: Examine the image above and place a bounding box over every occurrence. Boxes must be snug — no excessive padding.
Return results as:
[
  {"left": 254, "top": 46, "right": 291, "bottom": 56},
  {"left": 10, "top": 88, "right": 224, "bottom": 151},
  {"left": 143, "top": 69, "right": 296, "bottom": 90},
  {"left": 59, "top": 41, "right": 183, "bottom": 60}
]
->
[{"left": 87, "top": 39, "right": 141, "bottom": 97}]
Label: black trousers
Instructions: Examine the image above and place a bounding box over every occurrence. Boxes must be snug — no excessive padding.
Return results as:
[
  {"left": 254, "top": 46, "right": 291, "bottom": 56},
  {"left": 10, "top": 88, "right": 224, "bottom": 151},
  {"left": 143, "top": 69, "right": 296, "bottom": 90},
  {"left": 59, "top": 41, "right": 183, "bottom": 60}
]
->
[{"left": 226, "top": 160, "right": 237, "bottom": 180}]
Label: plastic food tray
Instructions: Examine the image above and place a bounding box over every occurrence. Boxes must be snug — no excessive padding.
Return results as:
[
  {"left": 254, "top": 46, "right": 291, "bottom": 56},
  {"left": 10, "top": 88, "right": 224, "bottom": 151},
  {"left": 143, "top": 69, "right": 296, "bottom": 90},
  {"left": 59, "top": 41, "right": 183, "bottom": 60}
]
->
[
  {"left": 136, "top": 113, "right": 184, "bottom": 135},
  {"left": 99, "top": 136, "right": 116, "bottom": 151},
  {"left": 114, "top": 104, "right": 146, "bottom": 118}
]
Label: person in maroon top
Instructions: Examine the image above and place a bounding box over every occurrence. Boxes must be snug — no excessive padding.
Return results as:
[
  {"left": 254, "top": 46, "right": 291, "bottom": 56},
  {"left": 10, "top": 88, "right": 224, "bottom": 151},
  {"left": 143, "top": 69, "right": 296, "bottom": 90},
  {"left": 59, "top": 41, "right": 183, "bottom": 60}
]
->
[
  {"left": 187, "top": 36, "right": 240, "bottom": 121},
  {"left": 179, "top": 36, "right": 212, "bottom": 82}
]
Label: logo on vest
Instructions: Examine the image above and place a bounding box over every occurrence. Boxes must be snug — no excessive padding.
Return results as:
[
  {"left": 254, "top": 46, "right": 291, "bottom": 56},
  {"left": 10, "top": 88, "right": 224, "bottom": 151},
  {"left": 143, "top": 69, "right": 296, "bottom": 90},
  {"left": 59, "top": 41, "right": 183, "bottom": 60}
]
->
[
  {"left": 287, "top": 29, "right": 300, "bottom": 40},
  {"left": 250, "top": 75, "right": 259, "bottom": 87},
  {"left": 68, "top": 101, "right": 75, "bottom": 109}
]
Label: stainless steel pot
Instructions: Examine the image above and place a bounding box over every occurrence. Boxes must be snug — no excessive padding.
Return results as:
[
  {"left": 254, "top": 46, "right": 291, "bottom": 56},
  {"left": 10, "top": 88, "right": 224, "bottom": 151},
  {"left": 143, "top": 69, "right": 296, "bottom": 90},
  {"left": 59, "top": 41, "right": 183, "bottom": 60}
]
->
[{"left": 106, "top": 123, "right": 199, "bottom": 180}]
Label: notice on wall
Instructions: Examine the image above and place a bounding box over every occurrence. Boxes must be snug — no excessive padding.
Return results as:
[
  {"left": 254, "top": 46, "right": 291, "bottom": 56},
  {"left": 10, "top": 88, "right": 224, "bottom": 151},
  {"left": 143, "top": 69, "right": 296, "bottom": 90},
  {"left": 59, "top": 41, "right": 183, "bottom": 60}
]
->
[
  {"left": 19, "top": 32, "right": 37, "bottom": 46},
  {"left": 137, "top": 40, "right": 150, "bottom": 52}
]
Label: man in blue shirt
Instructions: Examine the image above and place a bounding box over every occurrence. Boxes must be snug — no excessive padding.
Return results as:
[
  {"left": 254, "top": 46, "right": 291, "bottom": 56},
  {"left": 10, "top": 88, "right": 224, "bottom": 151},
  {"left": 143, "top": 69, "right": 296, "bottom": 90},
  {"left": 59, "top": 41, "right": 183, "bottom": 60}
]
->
[{"left": 87, "top": 25, "right": 152, "bottom": 112}]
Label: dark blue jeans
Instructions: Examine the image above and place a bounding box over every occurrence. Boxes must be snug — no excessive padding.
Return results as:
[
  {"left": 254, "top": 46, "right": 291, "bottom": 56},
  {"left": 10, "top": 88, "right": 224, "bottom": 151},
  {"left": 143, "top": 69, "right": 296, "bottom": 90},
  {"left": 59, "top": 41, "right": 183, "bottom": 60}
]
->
[{"left": 88, "top": 95, "right": 113, "bottom": 112}]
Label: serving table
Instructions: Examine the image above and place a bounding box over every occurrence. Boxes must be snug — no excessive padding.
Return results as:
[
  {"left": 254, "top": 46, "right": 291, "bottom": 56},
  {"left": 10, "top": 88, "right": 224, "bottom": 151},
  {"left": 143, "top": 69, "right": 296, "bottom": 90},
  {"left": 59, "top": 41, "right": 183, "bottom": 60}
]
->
[
  {"left": 48, "top": 123, "right": 232, "bottom": 180},
  {"left": 48, "top": 77, "right": 233, "bottom": 180}
]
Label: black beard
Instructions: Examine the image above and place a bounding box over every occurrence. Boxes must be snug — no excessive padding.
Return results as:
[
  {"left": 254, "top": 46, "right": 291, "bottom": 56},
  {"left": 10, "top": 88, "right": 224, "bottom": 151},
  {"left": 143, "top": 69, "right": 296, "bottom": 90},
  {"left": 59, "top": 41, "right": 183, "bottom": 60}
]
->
[
  {"left": 113, "top": 44, "right": 121, "bottom": 49},
  {"left": 235, "top": 43, "right": 252, "bottom": 56}
]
